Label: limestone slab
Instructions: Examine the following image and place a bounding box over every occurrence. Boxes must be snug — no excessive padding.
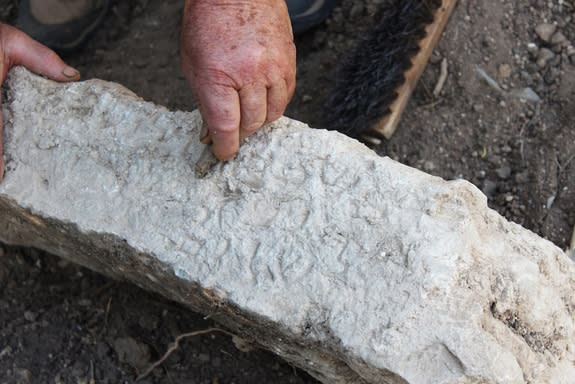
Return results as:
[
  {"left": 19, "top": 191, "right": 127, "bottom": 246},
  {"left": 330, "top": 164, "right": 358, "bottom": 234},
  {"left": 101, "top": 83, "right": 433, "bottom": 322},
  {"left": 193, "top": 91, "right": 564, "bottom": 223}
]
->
[{"left": 1, "top": 68, "right": 574, "bottom": 383}]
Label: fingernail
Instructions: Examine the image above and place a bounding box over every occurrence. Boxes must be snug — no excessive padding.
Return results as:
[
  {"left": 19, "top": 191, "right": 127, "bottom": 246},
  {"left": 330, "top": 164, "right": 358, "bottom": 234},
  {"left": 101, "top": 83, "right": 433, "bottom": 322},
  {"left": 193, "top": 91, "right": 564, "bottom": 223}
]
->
[{"left": 62, "top": 66, "right": 80, "bottom": 78}]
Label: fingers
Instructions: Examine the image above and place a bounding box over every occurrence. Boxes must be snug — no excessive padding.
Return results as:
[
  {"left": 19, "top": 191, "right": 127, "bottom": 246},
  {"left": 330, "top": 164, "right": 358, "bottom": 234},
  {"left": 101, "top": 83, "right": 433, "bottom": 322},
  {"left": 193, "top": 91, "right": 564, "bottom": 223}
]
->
[
  {"left": 265, "top": 79, "right": 288, "bottom": 125},
  {"left": 201, "top": 79, "right": 291, "bottom": 159},
  {"left": 3, "top": 24, "right": 80, "bottom": 82},
  {"left": 239, "top": 83, "right": 267, "bottom": 140},
  {"left": 238, "top": 77, "right": 291, "bottom": 141},
  {"left": 197, "top": 84, "right": 241, "bottom": 161}
]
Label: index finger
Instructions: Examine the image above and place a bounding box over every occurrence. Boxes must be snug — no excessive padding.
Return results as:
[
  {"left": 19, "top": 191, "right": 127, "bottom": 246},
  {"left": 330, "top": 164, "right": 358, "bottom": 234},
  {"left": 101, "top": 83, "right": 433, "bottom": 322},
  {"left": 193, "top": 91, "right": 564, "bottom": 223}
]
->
[{"left": 197, "top": 84, "right": 241, "bottom": 161}]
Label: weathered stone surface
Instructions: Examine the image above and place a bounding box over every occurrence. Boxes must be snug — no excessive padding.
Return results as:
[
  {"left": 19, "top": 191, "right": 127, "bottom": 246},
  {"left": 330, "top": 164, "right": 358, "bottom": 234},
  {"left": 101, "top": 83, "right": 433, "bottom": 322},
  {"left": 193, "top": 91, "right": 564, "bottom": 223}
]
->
[{"left": 1, "top": 68, "right": 574, "bottom": 384}]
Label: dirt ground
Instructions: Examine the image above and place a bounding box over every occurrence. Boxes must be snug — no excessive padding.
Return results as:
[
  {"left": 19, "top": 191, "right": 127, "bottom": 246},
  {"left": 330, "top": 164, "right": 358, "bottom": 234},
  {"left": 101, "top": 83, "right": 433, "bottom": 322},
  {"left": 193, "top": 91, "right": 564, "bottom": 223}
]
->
[{"left": 1, "top": 0, "right": 574, "bottom": 383}]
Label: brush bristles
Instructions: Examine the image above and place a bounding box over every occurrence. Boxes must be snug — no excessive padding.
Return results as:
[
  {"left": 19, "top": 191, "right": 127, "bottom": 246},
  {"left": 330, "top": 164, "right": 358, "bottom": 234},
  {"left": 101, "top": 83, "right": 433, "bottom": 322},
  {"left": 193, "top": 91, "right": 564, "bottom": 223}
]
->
[{"left": 325, "top": 0, "right": 442, "bottom": 139}]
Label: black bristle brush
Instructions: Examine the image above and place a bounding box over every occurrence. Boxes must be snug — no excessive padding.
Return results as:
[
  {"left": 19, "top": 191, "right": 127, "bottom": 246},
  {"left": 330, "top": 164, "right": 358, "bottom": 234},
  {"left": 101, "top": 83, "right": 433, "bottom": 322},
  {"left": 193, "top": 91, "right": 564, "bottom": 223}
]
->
[{"left": 325, "top": 0, "right": 456, "bottom": 142}]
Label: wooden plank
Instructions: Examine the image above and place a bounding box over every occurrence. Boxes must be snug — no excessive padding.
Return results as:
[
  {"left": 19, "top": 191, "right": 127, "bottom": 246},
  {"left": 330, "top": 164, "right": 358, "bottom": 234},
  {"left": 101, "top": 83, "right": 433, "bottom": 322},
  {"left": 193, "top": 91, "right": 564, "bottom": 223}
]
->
[{"left": 370, "top": 0, "right": 458, "bottom": 140}]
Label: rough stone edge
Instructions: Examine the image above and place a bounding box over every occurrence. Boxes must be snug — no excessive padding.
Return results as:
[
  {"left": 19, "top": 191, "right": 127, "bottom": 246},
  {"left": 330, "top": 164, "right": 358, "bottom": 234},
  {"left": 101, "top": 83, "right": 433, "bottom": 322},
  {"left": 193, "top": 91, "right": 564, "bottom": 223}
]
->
[{"left": 0, "top": 195, "right": 386, "bottom": 383}]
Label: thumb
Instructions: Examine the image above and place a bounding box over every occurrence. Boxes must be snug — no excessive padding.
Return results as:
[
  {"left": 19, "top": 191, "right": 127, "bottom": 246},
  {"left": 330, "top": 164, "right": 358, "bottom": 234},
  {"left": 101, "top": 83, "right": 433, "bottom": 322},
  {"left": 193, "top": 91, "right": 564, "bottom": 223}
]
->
[{"left": 4, "top": 25, "right": 80, "bottom": 82}]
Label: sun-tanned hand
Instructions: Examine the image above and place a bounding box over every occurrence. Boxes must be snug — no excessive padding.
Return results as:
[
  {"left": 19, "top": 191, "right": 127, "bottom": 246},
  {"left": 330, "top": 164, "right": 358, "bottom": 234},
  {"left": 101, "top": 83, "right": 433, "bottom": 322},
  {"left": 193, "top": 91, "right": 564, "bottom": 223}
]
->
[
  {"left": 0, "top": 23, "right": 80, "bottom": 181},
  {"left": 180, "top": 0, "right": 296, "bottom": 160}
]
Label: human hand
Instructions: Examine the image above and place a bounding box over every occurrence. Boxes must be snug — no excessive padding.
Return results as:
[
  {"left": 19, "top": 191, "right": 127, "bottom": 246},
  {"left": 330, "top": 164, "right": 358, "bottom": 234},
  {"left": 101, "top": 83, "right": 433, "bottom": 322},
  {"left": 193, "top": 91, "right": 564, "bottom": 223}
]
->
[
  {"left": 180, "top": 0, "right": 296, "bottom": 160},
  {"left": 0, "top": 23, "right": 80, "bottom": 182}
]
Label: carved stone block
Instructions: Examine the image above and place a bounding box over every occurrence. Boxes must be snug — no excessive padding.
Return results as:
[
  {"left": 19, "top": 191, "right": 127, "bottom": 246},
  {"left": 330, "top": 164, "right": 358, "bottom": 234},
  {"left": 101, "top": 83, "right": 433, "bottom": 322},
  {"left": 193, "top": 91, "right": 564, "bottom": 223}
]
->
[{"left": 1, "top": 68, "right": 573, "bottom": 383}]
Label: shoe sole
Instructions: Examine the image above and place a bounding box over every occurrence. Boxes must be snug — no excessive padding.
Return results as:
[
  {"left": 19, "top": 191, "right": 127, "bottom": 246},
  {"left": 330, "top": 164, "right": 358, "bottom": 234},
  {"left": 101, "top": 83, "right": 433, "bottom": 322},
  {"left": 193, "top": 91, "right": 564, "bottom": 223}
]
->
[
  {"left": 289, "top": 0, "right": 337, "bottom": 34},
  {"left": 16, "top": 0, "right": 110, "bottom": 51}
]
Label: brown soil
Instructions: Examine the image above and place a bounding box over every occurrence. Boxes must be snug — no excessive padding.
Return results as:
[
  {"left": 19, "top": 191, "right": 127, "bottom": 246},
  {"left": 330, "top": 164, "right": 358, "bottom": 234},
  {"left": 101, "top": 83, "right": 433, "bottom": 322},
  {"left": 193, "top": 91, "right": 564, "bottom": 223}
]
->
[{"left": 1, "top": 0, "right": 574, "bottom": 383}]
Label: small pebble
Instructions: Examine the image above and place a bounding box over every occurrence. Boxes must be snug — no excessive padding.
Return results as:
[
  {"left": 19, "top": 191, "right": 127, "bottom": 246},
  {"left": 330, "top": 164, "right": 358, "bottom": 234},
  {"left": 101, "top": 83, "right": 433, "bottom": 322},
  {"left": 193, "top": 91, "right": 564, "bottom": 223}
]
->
[
  {"left": 53, "top": 373, "right": 64, "bottom": 384},
  {"left": 498, "top": 64, "right": 512, "bottom": 78},
  {"left": 552, "top": 43, "right": 563, "bottom": 54},
  {"left": 78, "top": 299, "right": 92, "bottom": 307},
  {"left": 515, "top": 172, "right": 529, "bottom": 184},
  {"left": 526, "top": 42, "right": 539, "bottom": 57},
  {"left": 0, "top": 346, "right": 12, "bottom": 359},
  {"left": 536, "top": 48, "right": 555, "bottom": 68},
  {"left": 14, "top": 368, "right": 32, "bottom": 384},
  {"left": 423, "top": 161, "right": 435, "bottom": 172},
  {"left": 550, "top": 31, "right": 567, "bottom": 46},
  {"left": 349, "top": 3, "right": 364, "bottom": 18},
  {"left": 482, "top": 180, "right": 498, "bottom": 198},
  {"left": 24, "top": 311, "right": 37, "bottom": 322},
  {"left": 535, "top": 23, "right": 557, "bottom": 43},
  {"left": 544, "top": 68, "right": 560, "bottom": 84},
  {"left": 496, "top": 166, "right": 512, "bottom": 179},
  {"left": 113, "top": 337, "right": 151, "bottom": 370},
  {"left": 138, "top": 313, "right": 160, "bottom": 331}
]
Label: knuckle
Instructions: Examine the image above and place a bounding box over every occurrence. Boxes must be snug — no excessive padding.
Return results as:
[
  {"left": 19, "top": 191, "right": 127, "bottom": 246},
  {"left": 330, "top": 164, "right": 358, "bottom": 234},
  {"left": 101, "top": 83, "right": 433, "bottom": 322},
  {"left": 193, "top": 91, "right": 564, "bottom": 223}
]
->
[
  {"left": 203, "top": 110, "right": 239, "bottom": 135},
  {"left": 242, "top": 100, "right": 264, "bottom": 114},
  {"left": 241, "top": 107, "right": 265, "bottom": 129},
  {"left": 210, "top": 121, "right": 238, "bottom": 134},
  {"left": 40, "top": 49, "right": 60, "bottom": 63}
]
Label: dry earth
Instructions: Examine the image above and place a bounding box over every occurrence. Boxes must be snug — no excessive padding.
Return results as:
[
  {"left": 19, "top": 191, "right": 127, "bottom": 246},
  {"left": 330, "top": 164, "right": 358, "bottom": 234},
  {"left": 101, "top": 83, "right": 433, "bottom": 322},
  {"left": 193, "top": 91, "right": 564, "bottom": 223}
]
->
[{"left": 1, "top": 0, "right": 574, "bottom": 383}]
